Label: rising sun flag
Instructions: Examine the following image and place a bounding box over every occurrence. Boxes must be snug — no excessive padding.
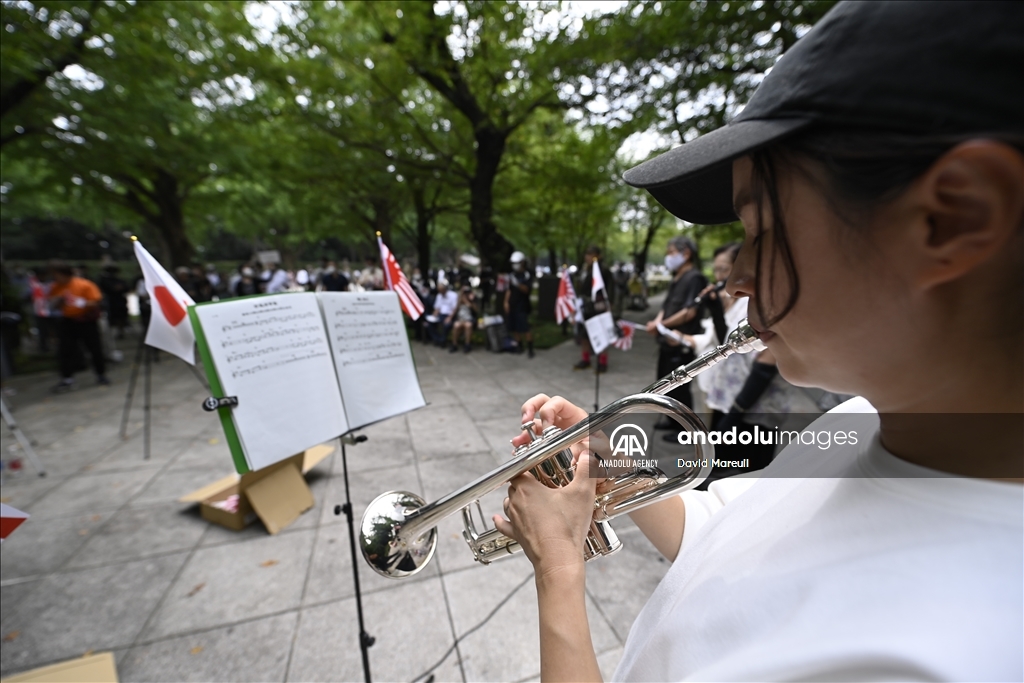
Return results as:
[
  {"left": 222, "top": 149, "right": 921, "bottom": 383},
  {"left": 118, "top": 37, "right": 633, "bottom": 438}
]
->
[{"left": 378, "top": 234, "right": 424, "bottom": 320}]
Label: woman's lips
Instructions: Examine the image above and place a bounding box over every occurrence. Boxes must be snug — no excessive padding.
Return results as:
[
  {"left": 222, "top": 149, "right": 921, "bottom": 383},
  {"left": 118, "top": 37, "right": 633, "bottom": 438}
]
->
[{"left": 748, "top": 320, "right": 776, "bottom": 343}]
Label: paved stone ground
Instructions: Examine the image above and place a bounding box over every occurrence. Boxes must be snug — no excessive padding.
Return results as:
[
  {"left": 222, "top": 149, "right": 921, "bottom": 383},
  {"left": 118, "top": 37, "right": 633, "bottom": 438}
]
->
[{"left": 0, "top": 308, "right": 676, "bottom": 683}]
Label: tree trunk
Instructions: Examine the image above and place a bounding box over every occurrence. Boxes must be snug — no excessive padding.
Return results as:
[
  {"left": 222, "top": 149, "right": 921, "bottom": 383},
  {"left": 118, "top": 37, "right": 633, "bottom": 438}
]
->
[
  {"left": 635, "top": 214, "right": 665, "bottom": 275},
  {"left": 150, "top": 169, "right": 194, "bottom": 268},
  {"left": 470, "top": 127, "right": 514, "bottom": 271},
  {"left": 411, "top": 186, "right": 433, "bottom": 277}
]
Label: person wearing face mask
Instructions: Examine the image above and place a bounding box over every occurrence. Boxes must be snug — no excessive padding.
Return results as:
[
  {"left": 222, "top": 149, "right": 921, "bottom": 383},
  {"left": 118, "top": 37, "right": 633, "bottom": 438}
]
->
[{"left": 645, "top": 236, "right": 707, "bottom": 422}]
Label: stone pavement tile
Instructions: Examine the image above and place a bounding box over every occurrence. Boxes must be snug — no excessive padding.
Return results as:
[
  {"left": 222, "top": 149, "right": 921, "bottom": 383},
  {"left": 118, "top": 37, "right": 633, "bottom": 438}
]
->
[
  {"left": 442, "top": 556, "right": 619, "bottom": 682},
  {"left": 0, "top": 552, "right": 189, "bottom": 676},
  {"left": 66, "top": 502, "right": 207, "bottom": 569},
  {"left": 197, "top": 514, "right": 279, "bottom": 547},
  {"left": 85, "top": 436, "right": 181, "bottom": 473},
  {"left": 335, "top": 432, "right": 414, "bottom": 474},
  {"left": 117, "top": 611, "right": 297, "bottom": 683},
  {"left": 141, "top": 529, "right": 315, "bottom": 640},
  {"left": 22, "top": 443, "right": 109, "bottom": 479},
  {"left": 0, "top": 511, "right": 112, "bottom": 579},
  {"left": 420, "top": 387, "right": 461, "bottom": 408},
  {"left": 318, "top": 463, "right": 421, "bottom": 527},
  {"left": 0, "top": 581, "right": 40, "bottom": 632},
  {"left": 584, "top": 526, "right": 670, "bottom": 643},
  {"left": 416, "top": 452, "right": 509, "bottom": 575},
  {"left": 456, "top": 393, "right": 526, "bottom": 424},
  {"left": 131, "top": 464, "right": 232, "bottom": 506},
  {"left": 302, "top": 519, "right": 439, "bottom": 606},
  {"left": 287, "top": 577, "right": 463, "bottom": 683},
  {"left": 406, "top": 404, "right": 491, "bottom": 461},
  {"left": 473, "top": 417, "right": 520, "bottom": 458},
  {"left": 22, "top": 469, "right": 159, "bottom": 519},
  {"left": 0, "top": 473, "right": 68, "bottom": 511},
  {"left": 157, "top": 434, "right": 231, "bottom": 470}
]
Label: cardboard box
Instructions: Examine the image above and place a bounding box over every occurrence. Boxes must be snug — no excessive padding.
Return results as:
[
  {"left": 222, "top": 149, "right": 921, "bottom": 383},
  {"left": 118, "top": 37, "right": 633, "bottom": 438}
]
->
[
  {"left": 179, "top": 443, "right": 334, "bottom": 534},
  {"left": 0, "top": 652, "right": 117, "bottom": 682}
]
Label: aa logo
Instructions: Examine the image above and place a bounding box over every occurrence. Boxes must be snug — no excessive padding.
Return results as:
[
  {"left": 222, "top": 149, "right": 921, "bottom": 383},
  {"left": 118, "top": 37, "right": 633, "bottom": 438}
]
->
[{"left": 610, "top": 423, "right": 648, "bottom": 458}]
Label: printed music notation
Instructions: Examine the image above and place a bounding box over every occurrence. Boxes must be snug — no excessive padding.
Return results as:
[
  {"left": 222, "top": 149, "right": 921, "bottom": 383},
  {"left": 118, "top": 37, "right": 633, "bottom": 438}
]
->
[
  {"left": 225, "top": 337, "right": 325, "bottom": 363},
  {"left": 231, "top": 350, "right": 330, "bottom": 379},
  {"left": 220, "top": 311, "right": 317, "bottom": 332},
  {"left": 221, "top": 325, "right": 322, "bottom": 348},
  {"left": 329, "top": 298, "right": 406, "bottom": 368}
]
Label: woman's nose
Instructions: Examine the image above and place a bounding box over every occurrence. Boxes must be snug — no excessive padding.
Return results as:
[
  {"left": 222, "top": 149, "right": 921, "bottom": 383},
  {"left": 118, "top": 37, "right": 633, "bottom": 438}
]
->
[{"left": 727, "top": 246, "right": 756, "bottom": 300}]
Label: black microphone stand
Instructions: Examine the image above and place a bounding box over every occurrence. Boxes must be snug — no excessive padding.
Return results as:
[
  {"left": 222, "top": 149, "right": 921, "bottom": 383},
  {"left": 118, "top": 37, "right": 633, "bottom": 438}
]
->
[{"left": 333, "top": 433, "right": 375, "bottom": 683}]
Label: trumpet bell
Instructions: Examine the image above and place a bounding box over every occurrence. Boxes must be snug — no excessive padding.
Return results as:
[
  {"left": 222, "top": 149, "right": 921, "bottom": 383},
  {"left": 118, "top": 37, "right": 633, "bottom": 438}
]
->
[{"left": 361, "top": 491, "right": 438, "bottom": 578}]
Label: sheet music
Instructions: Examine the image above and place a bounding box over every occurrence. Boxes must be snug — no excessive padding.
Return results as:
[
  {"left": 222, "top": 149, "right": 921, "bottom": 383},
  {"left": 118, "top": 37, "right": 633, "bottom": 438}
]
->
[
  {"left": 584, "top": 311, "right": 618, "bottom": 355},
  {"left": 195, "top": 293, "right": 348, "bottom": 470},
  {"left": 318, "top": 291, "right": 426, "bottom": 430}
]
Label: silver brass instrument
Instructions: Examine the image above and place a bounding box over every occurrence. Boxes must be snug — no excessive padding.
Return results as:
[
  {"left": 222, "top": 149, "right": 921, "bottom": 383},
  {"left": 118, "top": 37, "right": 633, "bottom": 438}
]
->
[{"left": 360, "top": 320, "right": 765, "bottom": 578}]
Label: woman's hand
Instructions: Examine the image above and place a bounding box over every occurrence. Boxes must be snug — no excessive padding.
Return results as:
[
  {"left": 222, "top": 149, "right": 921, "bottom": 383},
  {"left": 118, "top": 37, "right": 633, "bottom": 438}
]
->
[
  {"left": 493, "top": 450, "right": 600, "bottom": 576},
  {"left": 498, "top": 394, "right": 599, "bottom": 574}
]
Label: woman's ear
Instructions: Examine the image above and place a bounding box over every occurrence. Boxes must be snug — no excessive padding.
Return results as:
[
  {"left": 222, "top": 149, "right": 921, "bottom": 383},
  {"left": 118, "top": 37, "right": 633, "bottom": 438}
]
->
[{"left": 906, "top": 140, "right": 1024, "bottom": 290}]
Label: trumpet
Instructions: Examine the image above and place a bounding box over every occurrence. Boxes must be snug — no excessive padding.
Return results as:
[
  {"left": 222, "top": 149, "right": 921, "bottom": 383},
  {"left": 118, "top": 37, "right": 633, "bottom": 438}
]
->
[{"left": 360, "top": 320, "right": 765, "bottom": 578}]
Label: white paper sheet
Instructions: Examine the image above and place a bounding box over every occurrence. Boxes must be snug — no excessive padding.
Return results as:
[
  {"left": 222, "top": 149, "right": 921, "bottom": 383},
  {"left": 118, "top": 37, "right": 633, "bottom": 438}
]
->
[
  {"left": 195, "top": 293, "right": 348, "bottom": 470},
  {"left": 318, "top": 291, "right": 426, "bottom": 430},
  {"left": 584, "top": 312, "right": 619, "bottom": 355},
  {"left": 656, "top": 321, "right": 692, "bottom": 348}
]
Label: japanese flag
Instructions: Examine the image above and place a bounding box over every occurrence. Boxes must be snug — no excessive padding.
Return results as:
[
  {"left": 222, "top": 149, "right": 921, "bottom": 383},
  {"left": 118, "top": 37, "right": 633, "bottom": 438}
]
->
[
  {"left": 133, "top": 240, "right": 196, "bottom": 364},
  {"left": 591, "top": 260, "right": 606, "bottom": 300},
  {"left": 0, "top": 503, "right": 29, "bottom": 543}
]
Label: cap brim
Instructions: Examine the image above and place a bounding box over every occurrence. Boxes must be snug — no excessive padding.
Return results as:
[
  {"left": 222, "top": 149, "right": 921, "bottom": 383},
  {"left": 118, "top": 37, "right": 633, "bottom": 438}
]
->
[{"left": 623, "top": 118, "right": 810, "bottom": 224}]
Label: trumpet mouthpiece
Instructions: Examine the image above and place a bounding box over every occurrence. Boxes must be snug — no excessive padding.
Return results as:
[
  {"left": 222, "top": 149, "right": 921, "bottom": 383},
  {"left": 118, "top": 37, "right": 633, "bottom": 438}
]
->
[{"left": 727, "top": 319, "right": 766, "bottom": 354}]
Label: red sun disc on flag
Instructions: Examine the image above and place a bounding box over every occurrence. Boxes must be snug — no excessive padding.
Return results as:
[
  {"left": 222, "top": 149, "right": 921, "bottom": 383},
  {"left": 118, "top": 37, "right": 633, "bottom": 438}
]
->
[{"left": 154, "top": 286, "right": 186, "bottom": 326}]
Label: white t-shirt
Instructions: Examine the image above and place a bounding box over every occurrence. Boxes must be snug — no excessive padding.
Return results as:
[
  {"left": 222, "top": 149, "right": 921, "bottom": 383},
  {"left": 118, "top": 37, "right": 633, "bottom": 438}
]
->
[
  {"left": 434, "top": 290, "right": 459, "bottom": 317},
  {"left": 265, "top": 269, "right": 289, "bottom": 293},
  {"left": 614, "top": 398, "right": 1023, "bottom": 682}
]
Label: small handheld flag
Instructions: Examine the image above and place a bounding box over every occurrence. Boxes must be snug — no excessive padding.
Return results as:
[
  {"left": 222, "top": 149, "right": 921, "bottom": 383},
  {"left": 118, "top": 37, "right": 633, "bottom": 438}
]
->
[
  {"left": 0, "top": 503, "right": 29, "bottom": 543},
  {"left": 613, "top": 320, "right": 639, "bottom": 351},
  {"left": 591, "top": 260, "right": 606, "bottom": 300},
  {"left": 555, "top": 268, "right": 577, "bottom": 325},
  {"left": 133, "top": 239, "right": 196, "bottom": 364},
  {"left": 378, "top": 235, "right": 425, "bottom": 320}
]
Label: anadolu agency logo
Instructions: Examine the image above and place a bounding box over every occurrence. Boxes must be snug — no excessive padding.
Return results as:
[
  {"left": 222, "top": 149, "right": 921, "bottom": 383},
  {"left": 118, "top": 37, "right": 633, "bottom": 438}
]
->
[
  {"left": 610, "top": 423, "right": 648, "bottom": 458},
  {"left": 598, "top": 424, "right": 657, "bottom": 473}
]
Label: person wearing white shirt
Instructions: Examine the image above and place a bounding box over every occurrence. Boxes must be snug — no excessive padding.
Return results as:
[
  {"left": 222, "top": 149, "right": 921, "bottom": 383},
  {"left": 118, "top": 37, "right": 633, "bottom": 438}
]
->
[
  {"left": 430, "top": 281, "right": 459, "bottom": 347},
  {"left": 492, "top": 3, "right": 1023, "bottom": 681},
  {"left": 264, "top": 265, "right": 289, "bottom": 294}
]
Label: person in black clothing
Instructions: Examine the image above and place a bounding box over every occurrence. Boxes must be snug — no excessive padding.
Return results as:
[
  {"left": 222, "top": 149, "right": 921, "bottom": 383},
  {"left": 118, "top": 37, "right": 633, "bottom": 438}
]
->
[
  {"left": 574, "top": 245, "right": 614, "bottom": 372},
  {"left": 232, "top": 266, "right": 259, "bottom": 297},
  {"left": 504, "top": 251, "right": 534, "bottom": 358},
  {"left": 98, "top": 265, "right": 130, "bottom": 339},
  {"left": 645, "top": 236, "right": 706, "bottom": 430},
  {"left": 320, "top": 261, "right": 350, "bottom": 292}
]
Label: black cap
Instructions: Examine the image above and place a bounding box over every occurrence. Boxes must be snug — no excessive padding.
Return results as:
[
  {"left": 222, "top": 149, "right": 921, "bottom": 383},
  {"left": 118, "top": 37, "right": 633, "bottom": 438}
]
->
[{"left": 623, "top": 1, "right": 1024, "bottom": 225}]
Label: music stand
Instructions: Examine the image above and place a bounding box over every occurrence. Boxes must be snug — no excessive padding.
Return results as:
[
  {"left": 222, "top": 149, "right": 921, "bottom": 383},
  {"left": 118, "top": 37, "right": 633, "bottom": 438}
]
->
[{"left": 333, "top": 432, "right": 375, "bottom": 683}]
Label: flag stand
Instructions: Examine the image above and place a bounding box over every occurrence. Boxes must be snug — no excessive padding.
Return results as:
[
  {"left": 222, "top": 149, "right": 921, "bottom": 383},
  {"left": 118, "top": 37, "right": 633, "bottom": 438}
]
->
[
  {"left": 1, "top": 396, "right": 46, "bottom": 477},
  {"left": 119, "top": 334, "right": 153, "bottom": 459},
  {"left": 593, "top": 360, "right": 601, "bottom": 412},
  {"left": 119, "top": 333, "right": 209, "bottom": 460},
  {"left": 333, "top": 432, "right": 375, "bottom": 683}
]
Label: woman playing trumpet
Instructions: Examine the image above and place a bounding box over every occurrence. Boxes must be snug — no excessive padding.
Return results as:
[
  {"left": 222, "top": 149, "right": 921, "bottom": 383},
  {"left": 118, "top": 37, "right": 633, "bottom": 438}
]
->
[{"left": 494, "top": 2, "right": 1023, "bottom": 680}]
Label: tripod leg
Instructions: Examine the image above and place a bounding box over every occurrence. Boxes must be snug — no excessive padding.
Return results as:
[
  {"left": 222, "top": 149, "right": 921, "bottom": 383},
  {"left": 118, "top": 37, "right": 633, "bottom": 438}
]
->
[
  {"left": 0, "top": 398, "right": 46, "bottom": 477},
  {"left": 188, "top": 359, "right": 209, "bottom": 390},
  {"left": 120, "top": 336, "right": 145, "bottom": 439},
  {"left": 144, "top": 346, "right": 152, "bottom": 461}
]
